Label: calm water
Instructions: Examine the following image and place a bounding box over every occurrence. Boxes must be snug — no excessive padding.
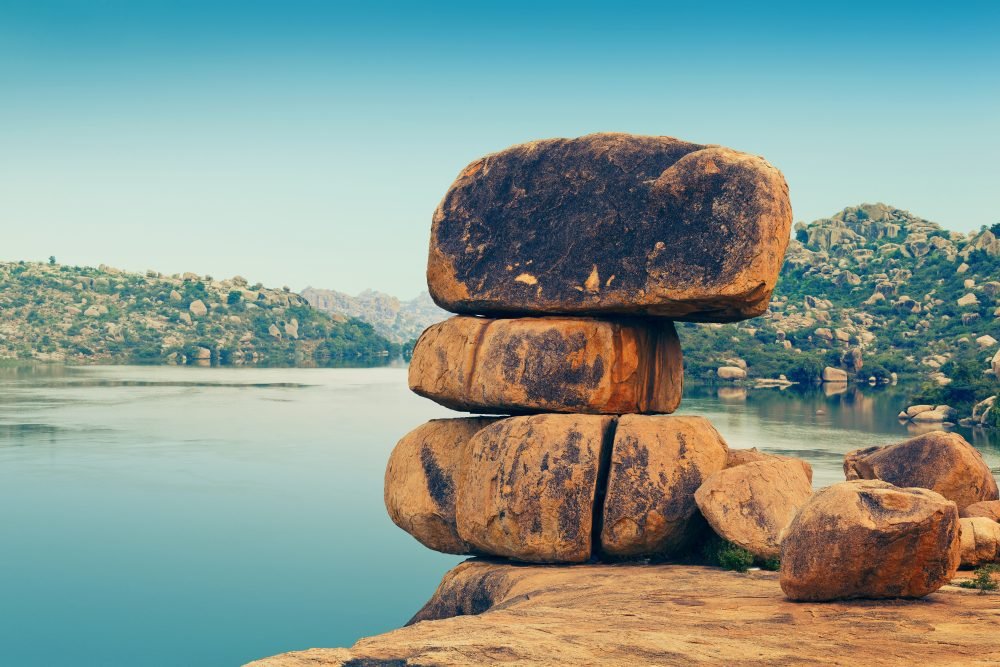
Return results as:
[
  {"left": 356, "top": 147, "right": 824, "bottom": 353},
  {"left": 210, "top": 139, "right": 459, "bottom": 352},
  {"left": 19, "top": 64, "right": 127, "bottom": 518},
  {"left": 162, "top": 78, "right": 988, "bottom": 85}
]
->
[{"left": 0, "top": 366, "right": 997, "bottom": 666}]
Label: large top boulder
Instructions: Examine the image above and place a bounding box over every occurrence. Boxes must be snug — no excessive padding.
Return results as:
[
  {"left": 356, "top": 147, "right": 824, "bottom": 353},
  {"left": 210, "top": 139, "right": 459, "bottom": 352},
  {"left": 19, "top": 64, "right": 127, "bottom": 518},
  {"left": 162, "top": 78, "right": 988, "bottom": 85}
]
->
[
  {"left": 780, "top": 480, "right": 960, "bottom": 601},
  {"left": 428, "top": 133, "right": 792, "bottom": 321},
  {"left": 844, "top": 431, "right": 998, "bottom": 509}
]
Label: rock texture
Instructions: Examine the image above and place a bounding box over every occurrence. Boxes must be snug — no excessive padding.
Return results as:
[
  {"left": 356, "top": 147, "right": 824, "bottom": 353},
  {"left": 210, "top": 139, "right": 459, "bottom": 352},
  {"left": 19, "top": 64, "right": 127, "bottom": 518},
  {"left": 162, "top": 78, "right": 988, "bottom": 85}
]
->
[
  {"left": 428, "top": 133, "right": 792, "bottom": 322},
  {"left": 844, "top": 431, "right": 999, "bottom": 509},
  {"left": 600, "top": 415, "right": 728, "bottom": 558},
  {"left": 456, "top": 414, "right": 614, "bottom": 563},
  {"left": 961, "top": 500, "right": 1000, "bottom": 522},
  {"left": 959, "top": 517, "right": 1000, "bottom": 568},
  {"left": 726, "top": 447, "right": 813, "bottom": 484},
  {"left": 384, "top": 418, "right": 499, "bottom": 554},
  {"left": 695, "top": 459, "right": 812, "bottom": 559},
  {"left": 248, "top": 560, "right": 1000, "bottom": 667},
  {"left": 780, "top": 480, "right": 961, "bottom": 601},
  {"left": 409, "top": 316, "right": 682, "bottom": 414}
]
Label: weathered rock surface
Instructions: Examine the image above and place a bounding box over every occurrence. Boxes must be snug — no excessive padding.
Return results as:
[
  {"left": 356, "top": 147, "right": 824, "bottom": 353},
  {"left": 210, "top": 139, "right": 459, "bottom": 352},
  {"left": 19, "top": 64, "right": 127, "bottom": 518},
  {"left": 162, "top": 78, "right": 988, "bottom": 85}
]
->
[
  {"left": 600, "top": 415, "right": 728, "bottom": 558},
  {"left": 959, "top": 517, "right": 1000, "bottom": 568},
  {"left": 821, "top": 366, "right": 848, "bottom": 382},
  {"left": 409, "top": 316, "right": 682, "bottom": 414},
  {"left": 961, "top": 499, "right": 1000, "bottom": 522},
  {"left": 384, "top": 418, "right": 499, "bottom": 554},
  {"left": 456, "top": 414, "right": 614, "bottom": 563},
  {"left": 844, "top": 431, "right": 998, "bottom": 509},
  {"left": 248, "top": 560, "right": 1000, "bottom": 667},
  {"left": 428, "top": 133, "right": 792, "bottom": 322},
  {"left": 695, "top": 459, "right": 812, "bottom": 559},
  {"left": 726, "top": 447, "right": 813, "bottom": 484},
  {"left": 716, "top": 365, "right": 746, "bottom": 380},
  {"left": 780, "top": 480, "right": 960, "bottom": 601}
]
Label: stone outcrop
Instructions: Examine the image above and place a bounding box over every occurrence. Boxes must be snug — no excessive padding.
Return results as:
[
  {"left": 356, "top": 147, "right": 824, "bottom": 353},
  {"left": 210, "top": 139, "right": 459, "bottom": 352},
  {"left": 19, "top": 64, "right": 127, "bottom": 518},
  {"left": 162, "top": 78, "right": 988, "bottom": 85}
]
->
[
  {"left": 695, "top": 459, "right": 812, "bottom": 559},
  {"left": 821, "top": 366, "right": 848, "bottom": 382},
  {"left": 716, "top": 365, "right": 747, "bottom": 381},
  {"left": 959, "top": 517, "right": 1000, "bottom": 568},
  {"left": 726, "top": 447, "right": 813, "bottom": 484},
  {"left": 961, "top": 500, "right": 1000, "bottom": 521},
  {"left": 384, "top": 418, "right": 499, "bottom": 554},
  {"left": 409, "top": 316, "right": 682, "bottom": 415},
  {"left": 780, "top": 480, "right": 960, "bottom": 601},
  {"left": 844, "top": 431, "right": 998, "bottom": 509},
  {"left": 600, "top": 415, "right": 728, "bottom": 558},
  {"left": 248, "top": 560, "right": 1000, "bottom": 667},
  {"left": 456, "top": 414, "right": 614, "bottom": 563},
  {"left": 428, "top": 133, "right": 792, "bottom": 321}
]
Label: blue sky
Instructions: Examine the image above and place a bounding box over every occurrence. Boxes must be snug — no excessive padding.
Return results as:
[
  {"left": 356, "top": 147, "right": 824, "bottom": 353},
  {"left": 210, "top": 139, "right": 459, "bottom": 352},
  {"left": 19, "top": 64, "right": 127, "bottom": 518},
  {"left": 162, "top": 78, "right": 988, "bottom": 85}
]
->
[{"left": 1, "top": 1, "right": 998, "bottom": 297}]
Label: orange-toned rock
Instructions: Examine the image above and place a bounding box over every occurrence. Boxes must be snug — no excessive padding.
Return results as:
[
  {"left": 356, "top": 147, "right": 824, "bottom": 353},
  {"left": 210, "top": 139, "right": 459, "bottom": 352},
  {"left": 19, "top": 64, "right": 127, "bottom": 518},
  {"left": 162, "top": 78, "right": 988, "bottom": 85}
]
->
[
  {"left": 456, "top": 414, "right": 614, "bottom": 563},
  {"left": 780, "top": 480, "right": 960, "bottom": 601},
  {"left": 843, "top": 431, "right": 998, "bottom": 509},
  {"left": 600, "top": 415, "right": 728, "bottom": 558},
  {"left": 428, "top": 133, "right": 792, "bottom": 322},
  {"left": 961, "top": 500, "right": 1000, "bottom": 522},
  {"left": 409, "top": 316, "right": 682, "bottom": 415},
  {"left": 384, "top": 418, "right": 499, "bottom": 554},
  {"left": 959, "top": 517, "right": 1000, "bottom": 568},
  {"left": 726, "top": 447, "right": 813, "bottom": 484},
  {"left": 695, "top": 459, "right": 812, "bottom": 559}
]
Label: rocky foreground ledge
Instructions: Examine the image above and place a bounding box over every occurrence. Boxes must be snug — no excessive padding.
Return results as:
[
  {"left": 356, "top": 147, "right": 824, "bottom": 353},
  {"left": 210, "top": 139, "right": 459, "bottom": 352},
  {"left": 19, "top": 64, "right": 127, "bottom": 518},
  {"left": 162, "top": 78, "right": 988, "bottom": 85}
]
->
[{"left": 248, "top": 560, "right": 1000, "bottom": 666}]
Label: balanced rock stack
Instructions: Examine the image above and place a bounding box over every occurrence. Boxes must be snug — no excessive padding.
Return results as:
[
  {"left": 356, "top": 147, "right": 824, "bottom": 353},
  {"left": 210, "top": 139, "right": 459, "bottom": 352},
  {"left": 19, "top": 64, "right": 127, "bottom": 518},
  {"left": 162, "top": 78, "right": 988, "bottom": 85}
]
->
[{"left": 386, "top": 132, "right": 797, "bottom": 563}]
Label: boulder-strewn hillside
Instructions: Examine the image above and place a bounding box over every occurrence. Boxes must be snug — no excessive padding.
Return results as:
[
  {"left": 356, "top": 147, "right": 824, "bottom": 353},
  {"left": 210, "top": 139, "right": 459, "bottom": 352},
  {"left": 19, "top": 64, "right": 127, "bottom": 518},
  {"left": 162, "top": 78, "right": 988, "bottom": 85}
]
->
[
  {"left": 0, "top": 262, "right": 401, "bottom": 365},
  {"left": 680, "top": 203, "right": 1000, "bottom": 408},
  {"left": 301, "top": 287, "right": 446, "bottom": 343}
]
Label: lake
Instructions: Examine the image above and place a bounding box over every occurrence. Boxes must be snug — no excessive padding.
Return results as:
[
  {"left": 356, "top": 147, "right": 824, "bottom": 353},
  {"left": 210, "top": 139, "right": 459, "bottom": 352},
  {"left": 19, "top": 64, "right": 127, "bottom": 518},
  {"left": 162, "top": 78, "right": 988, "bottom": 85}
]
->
[{"left": 0, "top": 365, "right": 997, "bottom": 666}]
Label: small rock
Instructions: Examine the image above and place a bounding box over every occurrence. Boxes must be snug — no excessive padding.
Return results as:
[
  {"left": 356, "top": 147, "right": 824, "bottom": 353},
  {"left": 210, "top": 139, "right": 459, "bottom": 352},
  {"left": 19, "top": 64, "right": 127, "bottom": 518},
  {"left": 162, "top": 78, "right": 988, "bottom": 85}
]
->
[
  {"left": 780, "top": 480, "right": 960, "bottom": 601},
  {"left": 961, "top": 500, "right": 1000, "bottom": 522},
  {"left": 189, "top": 299, "right": 208, "bottom": 317},
  {"left": 716, "top": 366, "right": 747, "bottom": 381},
  {"left": 821, "top": 367, "right": 848, "bottom": 382},
  {"left": 959, "top": 517, "right": 1000, "bottom": 568},
  {"left": 844, "top": 431, "right": 998, "bottom": 509},
  {"left": 696, "top": 459, "right": 812, "bottom": 560}
]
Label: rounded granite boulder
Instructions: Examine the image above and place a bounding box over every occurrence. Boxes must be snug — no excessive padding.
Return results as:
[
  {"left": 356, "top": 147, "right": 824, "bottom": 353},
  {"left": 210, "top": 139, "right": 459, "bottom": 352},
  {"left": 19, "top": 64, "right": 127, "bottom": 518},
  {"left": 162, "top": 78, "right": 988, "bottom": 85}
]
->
[
  {"left": 384, "top": 417, "right": 500, "bottom": 554},
  {"left": 428, "top": 133, "right": 792, "bottom": 322},
  {"left": 780, "top": 480, "right": 960, "bottom": 601},
  {"left": 456, "top": 414, "right": 615, "bottom": 563},
  {"left": 695, "top": 459, "right": 813, "bottom": 560},
  {"left": 599, "top": 415, "right": 729, "bottom": 559},
  {"left": 958, "top": 517, "right": 1000, "bottom": 568},
  {"left": 960, "top": 500, "right": 1000, "bottom": 522},
  {"left": 409, "top": 316, "right": 682, "bottom": 415},
  {"left": 843, "top": 431, "right": 998, "bottom": 510}
]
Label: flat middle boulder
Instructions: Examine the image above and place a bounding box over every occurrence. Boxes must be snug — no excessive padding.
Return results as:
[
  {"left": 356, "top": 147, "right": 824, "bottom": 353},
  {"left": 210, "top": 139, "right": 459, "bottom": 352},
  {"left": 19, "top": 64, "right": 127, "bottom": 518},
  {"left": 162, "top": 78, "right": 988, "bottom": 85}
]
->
[{"left": 428, "top": 133, "right": 792, "bottom": 321}]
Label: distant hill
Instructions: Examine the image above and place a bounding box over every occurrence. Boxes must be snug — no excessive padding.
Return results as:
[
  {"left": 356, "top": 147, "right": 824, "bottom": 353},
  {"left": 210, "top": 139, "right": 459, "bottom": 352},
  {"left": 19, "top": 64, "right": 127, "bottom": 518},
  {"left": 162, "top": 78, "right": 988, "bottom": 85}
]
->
[
  {"left": 0, "top": 262, "right": 401, "bottom": 365},
  {"left": 679, "top": 203, "right": 1000, "bottom": 409},
  {"left": 301, "top": 287, "right": 447, "bottom": 344}
]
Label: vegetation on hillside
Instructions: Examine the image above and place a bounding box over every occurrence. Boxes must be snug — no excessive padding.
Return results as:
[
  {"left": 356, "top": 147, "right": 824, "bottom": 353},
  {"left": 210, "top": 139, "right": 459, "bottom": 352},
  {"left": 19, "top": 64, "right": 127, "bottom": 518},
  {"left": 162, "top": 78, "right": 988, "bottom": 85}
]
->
[
  {"left": 0, "top": 262, "right": 403, "bottom": 366},
  {"left": 678, "top": 203, "right": 1000, "bottom": 412}
]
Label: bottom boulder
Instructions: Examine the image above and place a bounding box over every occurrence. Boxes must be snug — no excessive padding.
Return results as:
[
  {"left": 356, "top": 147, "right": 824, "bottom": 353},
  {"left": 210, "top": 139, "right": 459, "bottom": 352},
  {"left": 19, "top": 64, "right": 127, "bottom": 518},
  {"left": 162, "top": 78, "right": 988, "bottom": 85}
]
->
[{"left": 780, "top": 480, "right": 960, "bottom": 601}]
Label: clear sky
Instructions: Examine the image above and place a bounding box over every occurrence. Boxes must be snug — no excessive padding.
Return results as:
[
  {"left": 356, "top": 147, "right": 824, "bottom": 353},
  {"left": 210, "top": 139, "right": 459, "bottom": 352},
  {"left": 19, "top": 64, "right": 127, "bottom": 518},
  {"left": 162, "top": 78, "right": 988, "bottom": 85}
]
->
[{"left": 1, "top": 1, "right": 998, "bottom": 298}]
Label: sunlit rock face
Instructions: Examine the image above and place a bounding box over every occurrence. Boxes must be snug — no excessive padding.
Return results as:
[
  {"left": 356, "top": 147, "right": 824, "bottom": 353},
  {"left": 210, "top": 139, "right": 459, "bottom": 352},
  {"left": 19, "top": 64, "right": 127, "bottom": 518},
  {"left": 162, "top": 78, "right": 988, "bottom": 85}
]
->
[{"left": 428, "top": 133, "right": 792, "bottom": 322}]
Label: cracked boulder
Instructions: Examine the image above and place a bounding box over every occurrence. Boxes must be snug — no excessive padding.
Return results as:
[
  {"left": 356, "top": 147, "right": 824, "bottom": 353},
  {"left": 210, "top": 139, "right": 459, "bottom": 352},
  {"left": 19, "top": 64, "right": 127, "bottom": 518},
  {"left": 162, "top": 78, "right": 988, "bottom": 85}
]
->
[
  {"left": 600, "top": 415, "right": 729, "bottom": 559},
  {"left": 409, "top": 316, "right": 682, "bottom": 414},
  {"left": 780, "top": 480, "right": 960, "bottom": 601},
  {"left": 844, "top": 431, "right": 998, "bottom": 510},
  {"left": 384, "top": 418, "right": 499, "bottom": 554},
  {"left": 428, "top": 133, "right": 792, "bottom": 321},
  {"left": 456, "top": 414, "right": 615, "bottom": 563},
  {"left": 695, "top": 459, "right": 813, "bottom": 560}
]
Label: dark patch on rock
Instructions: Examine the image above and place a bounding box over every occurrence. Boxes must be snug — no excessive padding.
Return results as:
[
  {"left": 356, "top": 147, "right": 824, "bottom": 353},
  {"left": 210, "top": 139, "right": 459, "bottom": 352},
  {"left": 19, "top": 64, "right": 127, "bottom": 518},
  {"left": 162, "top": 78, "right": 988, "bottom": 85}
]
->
[{"left": 420, "top": 445, "right": 452, "bottom": 509}]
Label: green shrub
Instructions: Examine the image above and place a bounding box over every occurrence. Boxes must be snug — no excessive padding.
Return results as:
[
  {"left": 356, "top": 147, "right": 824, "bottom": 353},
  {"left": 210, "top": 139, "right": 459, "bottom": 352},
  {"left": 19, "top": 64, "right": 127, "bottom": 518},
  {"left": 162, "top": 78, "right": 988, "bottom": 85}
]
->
[
  {"left": 957, "top": 565, "right": 999, "bottom": 594},
  {"left": 702, "top": 536, "right": 755, "bottom": 573}
]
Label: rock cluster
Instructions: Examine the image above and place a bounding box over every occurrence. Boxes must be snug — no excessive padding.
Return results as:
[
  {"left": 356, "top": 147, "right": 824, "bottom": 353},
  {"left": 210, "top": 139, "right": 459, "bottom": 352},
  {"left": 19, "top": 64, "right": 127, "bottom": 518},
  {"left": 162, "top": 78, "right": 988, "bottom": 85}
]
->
[
  {"left": 383, "top": 133, "right": 993, "bottom": 605},
  {"left": 387, "top": 132, "right": 798, "bottom": 565}
]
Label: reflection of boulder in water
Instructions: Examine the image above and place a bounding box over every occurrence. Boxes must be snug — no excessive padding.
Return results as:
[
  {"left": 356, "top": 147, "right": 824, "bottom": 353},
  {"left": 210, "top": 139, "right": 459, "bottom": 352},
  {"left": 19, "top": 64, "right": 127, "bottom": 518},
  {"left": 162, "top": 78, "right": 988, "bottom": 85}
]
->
[
  {"left": 822, "top": 382, "right": 847, "bottom": 397},
  {"left": 717, "top": 386, "right": 747, "bottom": 402},
  {"left": 905, "top": 421, "right": 956, "bottom": 437}
]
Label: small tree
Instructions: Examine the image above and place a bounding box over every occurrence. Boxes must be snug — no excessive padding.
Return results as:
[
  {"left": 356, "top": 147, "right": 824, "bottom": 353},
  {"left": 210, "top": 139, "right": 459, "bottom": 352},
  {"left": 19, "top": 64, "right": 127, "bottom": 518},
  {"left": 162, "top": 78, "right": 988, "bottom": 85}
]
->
[{"left": 48, "top": 256, "right": 56, "bottom": 265}]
